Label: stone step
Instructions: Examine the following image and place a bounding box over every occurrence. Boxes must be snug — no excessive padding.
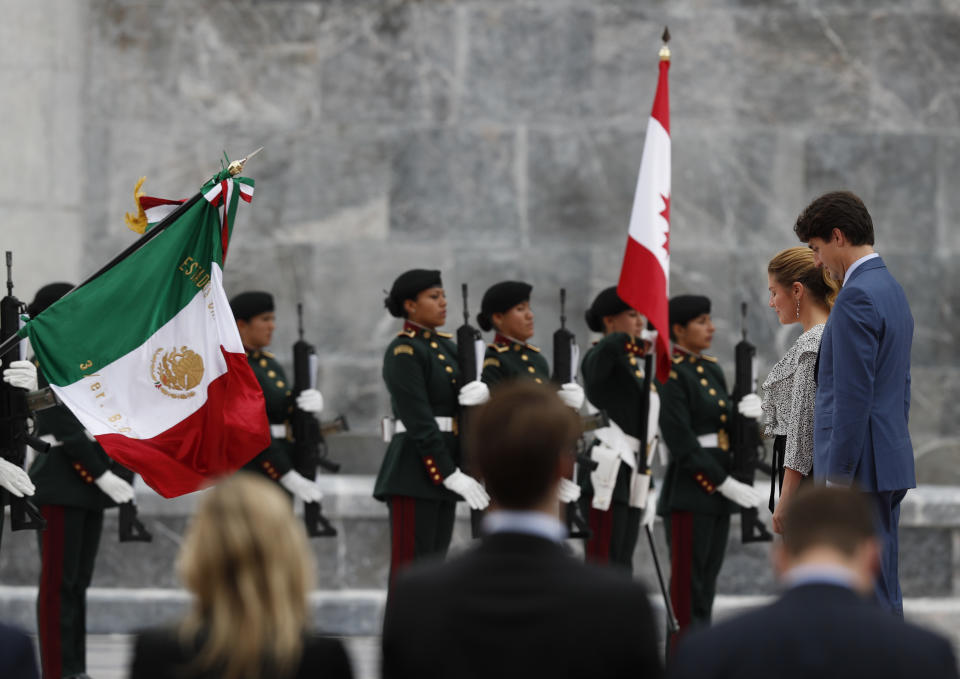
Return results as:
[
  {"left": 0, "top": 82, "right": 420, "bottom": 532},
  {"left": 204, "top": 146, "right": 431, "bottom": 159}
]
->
[
  {"left": 2, "top": 478, "right": 958, "bottom": 597},
  {"left": 2, "top": 585, "right": 959, "bottom": 652}
]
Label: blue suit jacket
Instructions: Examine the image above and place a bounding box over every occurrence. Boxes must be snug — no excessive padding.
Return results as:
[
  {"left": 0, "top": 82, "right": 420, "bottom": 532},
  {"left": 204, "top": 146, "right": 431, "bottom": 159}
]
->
[
  {"left": 668, "top": 583, "right": 958, "bottom": 679},
  {"left": 814, "top": 256, "right": 915, "bottom": 491}
]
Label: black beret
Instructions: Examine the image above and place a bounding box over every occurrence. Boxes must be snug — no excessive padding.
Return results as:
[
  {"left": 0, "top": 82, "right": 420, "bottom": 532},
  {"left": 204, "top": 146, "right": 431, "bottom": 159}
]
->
[
  {"left": 230, "top": 291, "right": 274, "bottom": 321},
  {"left": 477, "top": 281, "right": 532, "bottom": 332},
  {"left": 585, "top": 287, "right": 632, "bottom": 332},
  {"left": 384, "top": 269, "right": 442, "bottom": 318},
  {"left": 27, "top": 282, "right": 74, "bottom": 318},
  {"left": 669, "top": 294, "right": 711, "bottom": 328}
]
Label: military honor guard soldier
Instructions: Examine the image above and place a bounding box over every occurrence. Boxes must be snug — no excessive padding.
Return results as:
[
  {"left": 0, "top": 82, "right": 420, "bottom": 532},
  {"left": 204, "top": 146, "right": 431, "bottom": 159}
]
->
[
  {"left": 375, "top": 270, "right": 489, "bottom": 584},
  {"left": 579, "top": 287, "right": 660, "bottom": 571},
  {"left": 22, "top": 283, "right": 139, "bottom": 679},
  {"left": 476, "top": 280, "right": 583, "bottom": 504},
  {"left": 230, "top": 292, "right": 325, "bottom": 504},
  {"left": 657, "top": 295, "right": 765, "bottom": 637}
]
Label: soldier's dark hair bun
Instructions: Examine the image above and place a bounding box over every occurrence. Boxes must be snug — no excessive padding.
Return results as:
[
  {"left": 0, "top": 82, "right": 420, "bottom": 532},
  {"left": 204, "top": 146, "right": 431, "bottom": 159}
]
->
[
  {"left": 584, "top": 308, "right": 603, "bottom": 333},
  {"left": 476, "top": 312, "right": 493, "bottom": 332},
  {"left": 384, "top": 295, "right": 405, "bottom": 318}
]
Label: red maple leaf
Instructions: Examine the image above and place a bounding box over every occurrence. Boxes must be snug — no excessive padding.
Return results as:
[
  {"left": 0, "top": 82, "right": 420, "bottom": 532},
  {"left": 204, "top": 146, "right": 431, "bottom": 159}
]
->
[{"left": 660, "top": 193, "right": 671, "bottom": 253}]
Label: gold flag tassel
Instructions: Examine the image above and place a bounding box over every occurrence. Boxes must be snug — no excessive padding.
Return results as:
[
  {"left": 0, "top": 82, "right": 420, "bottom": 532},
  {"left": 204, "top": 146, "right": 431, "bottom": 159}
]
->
[{"left": 124, "top": 176, "right": 148, "bottom": 234}]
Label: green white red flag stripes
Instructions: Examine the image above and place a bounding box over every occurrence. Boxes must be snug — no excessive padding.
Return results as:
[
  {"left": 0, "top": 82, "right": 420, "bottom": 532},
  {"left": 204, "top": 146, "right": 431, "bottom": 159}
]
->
[
  {"left": 618, "top": 52, "right": 672, "bottom": 383},
  {"left": 20, "top": 173, "right": 269, "bottom": 497}
]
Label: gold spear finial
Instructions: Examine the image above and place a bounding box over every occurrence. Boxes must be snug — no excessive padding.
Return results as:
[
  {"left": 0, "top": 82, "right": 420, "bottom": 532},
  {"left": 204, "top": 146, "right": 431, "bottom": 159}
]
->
[
  {"left": 227, "top": 146, "right": 264, "bottom": 176},
  {"left": 659, "top": 26, "right": 671, "bottom": 61}
]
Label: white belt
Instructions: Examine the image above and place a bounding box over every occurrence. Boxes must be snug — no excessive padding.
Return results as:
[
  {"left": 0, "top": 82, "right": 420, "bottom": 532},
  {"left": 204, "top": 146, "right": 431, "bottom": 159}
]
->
[
  {"left": 382, "top": 416, "right": 454, "bottom": 442},
  {"left": 697, "top": 433, "right": 719, "bottom": 448},
  {"left": 39, "top": 434, "right": 62, "bottom": 448},
  {"left": 395, "top": 416, "right": 454, "bottom": 434},
  {"left": 270, "top": 424, "right": 287, "bottom": 438}
]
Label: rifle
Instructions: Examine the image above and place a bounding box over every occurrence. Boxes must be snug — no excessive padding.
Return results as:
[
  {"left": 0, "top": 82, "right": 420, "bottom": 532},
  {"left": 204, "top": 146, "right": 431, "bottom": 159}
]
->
[
  {"left": 551, "top": 289, "right": 593, "bottom": 539},
  {"left": 731, "top": 302, "right": 773, "bottom": 543},
  {"left": 0, "top": 252, "right": 48, "bottom": 544},
  {"left": 291, "top": 303, "right": 339, "bottom": 538},
  {"left": 112, "top": 465, "right": 152, "bottom": 542},
  {"left": 456, "top": 284, "right": 487, "bottom": 539}
]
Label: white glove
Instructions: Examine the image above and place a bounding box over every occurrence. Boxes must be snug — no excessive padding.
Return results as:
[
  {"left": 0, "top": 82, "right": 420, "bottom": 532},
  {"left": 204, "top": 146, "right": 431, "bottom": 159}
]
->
[
  {"left": 642, "top": 486, "right": 658, "bottom": 528},
  {"left": 295, "top": 388, "right": 324, "bottom": 414},
  {"left": 442, "top": 468, "right": 490, "bottom": 510},
  {"left": 94, "top": 470, "right": 135, "bottom": 504},
  {"left": 279, "top": 470, "right": 324, "bottom": 503},
  {"left": 737, "top": 393, "right": 763, "bottom": 419},
  {"left": 0, "top": 458, "right": 35, "bottom": 497},
  {"left": 2, "top": 360, "right": 38, "bottom": 391},
  {"left": 458, "top": 380, "right": 490, "bottom": 407},
  {"left": 717, "top": 477, "right": 765, "bottom": 508},
  {"left": 558, "top": 477, "right": 581, "bottom": 503},
  {"left": 557, "top": 382, "right": 585, "bottom": 410}
]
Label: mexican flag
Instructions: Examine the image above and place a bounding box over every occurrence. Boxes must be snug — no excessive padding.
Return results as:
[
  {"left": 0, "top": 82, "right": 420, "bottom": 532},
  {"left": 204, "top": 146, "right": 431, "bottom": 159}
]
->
[
  {"left": 20, "top": 171, "right": 269, "bottom": 497},
  {"left": 618, "top": 44, "right": 672, "bottom": 383}
]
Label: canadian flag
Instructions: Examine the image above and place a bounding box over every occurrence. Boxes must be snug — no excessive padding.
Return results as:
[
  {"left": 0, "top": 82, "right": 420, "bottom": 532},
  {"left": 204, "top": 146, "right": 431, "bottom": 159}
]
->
[{"left": 617, "top": 48, "right": 671, "bottom": 383}]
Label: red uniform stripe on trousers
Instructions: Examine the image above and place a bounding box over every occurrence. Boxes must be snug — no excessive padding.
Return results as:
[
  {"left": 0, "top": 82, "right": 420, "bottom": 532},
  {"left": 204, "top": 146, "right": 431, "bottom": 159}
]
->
[
  {"left": 38, "top": 505, "right": 65, "bottom": 679},
  {"left": 669, "top": 510, "right": 694, "bottom": 639},
  {"left": 390, "top": 497, "right": 417, "bottom": 587},
  {"left": 585, "top": 507, "right": 614, "bottom": 564}
]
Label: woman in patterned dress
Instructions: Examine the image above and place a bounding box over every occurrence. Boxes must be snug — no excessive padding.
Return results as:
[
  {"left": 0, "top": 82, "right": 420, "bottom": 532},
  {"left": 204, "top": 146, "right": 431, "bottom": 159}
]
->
[{"left": 761, "top": 246, "right": 840, "bottom": 534}]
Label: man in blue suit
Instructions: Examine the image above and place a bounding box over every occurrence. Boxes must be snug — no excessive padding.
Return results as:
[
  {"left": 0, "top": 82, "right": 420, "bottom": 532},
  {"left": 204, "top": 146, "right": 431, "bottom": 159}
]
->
[{"left": 793, "top": 190, "right": 915, "bottom": 616}]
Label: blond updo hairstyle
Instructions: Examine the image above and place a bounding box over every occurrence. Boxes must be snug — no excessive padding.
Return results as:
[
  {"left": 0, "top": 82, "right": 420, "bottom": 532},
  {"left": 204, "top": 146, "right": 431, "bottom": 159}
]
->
[
  {"left": 768, "top": 246, "right": 840, "bottom": 310},
  {"left": 176, "top": 473, "right": 315, "bottom": 679}
]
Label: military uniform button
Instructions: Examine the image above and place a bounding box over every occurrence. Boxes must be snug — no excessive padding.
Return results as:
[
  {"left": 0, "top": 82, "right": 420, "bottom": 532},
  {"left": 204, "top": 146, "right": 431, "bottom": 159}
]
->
[
  {"left": 696, "top": 366, "right": 704, "bottom": 374},
  {"left": 430, "top": 341, "right": 439, "bottom": 348},
  {"left": 718, "top": 399, "right": 726, "bottom": 407},
  {"left": 445, "top": 366, "right": 454, "bottom": 373},
  {"left": 267, "top": 370, "right": 276, "bottom": 378},
  {"left": 521, "top": 354, "right": 528, "bottom": 361},
  {"left": 720, "top": 414, "right": 727, "bottom": 422},
  {"left": 635, "top": 370, "right": 643, "bottom": 378},
  {"left": 276, "top": 381, "right": 285, "bottom": 388},
  {"left": 438, "top": 354, "right": 445, "bottom": 360},
  {"left": 709, "top": 388, "right": 716, "bottom": 396},
  {"left": 629, "top": 357, "right": 637, "bottom": 366},
  {"left": 527, "top": 366, "right": 536, "bottom": 373},
  {"left": 259, "top": 359, "right": 268, "bottom": 368},
  {"left": 700, "top": 378, "right": 708, "bottom": 386},
  {"left": 423, "top": 331, "right": 431, "bottom": 339},
  {"left": 535, "top": 378, "right": 543, "bottom": 384}
]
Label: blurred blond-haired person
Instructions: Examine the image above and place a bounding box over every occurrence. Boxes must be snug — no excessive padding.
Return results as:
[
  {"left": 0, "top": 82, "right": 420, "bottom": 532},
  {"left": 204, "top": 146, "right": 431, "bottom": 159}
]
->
[{"left": 130, "top": 473, "right": 353, "bottom": 679}]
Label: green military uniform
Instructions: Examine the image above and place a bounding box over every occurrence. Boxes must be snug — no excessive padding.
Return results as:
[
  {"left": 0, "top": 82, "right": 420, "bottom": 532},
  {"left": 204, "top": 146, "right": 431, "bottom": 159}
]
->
[
  {"left": 241, "top": 349, "right": 295, "bottom": 483},
  {"left": 31, "top": 364, "right": 123, "bottom": 679},
  {"left": 375, "top": 321, "right": 462, "bottom": 581},
  {"left": 580, "top": 331, "right": 655, "bottom": 571},
  {"left": 480, "top": 333, "right": 549, "bottom": 387},
  {"left": 657, "top": 346, "right": 735, "bottom": 631}
]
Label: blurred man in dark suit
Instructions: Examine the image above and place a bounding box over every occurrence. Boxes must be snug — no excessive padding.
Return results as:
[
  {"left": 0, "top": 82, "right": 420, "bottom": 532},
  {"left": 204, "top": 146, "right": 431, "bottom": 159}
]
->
[
  {"left": 668, "top": 487, "right": 958, "bottom": 679},
  {"left": 382, "top": 381, "right": 662, "bottom": 679},
  {"left": 0, "top": 622, "right": 39, "bottom": 679}
]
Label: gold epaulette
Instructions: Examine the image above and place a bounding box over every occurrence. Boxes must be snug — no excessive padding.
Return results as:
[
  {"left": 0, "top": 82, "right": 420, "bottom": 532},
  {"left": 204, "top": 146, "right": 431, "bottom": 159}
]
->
[
  {"left": 483, "top": 357, "right": 501, "bottom": 369},
  {"left": 701, "top": 354, "right": 718, "bottom": 363},
  {"left": 490, "top": 343, "right": 510, "bottom": 353},
  {"left": 397, "top": 328, "right": 416, "bottom": 338},
  {"left": 527, "top": 344, "right": 541, "bottom": 353},
  {"left": 672, "top": 355, "right": 684, "bottom": 364},
  {"left": 263, "top": 351, "right": 275, "bottom": 359},
  {"left": 436, "top": 331, "right": 453, "bottom": 339}
]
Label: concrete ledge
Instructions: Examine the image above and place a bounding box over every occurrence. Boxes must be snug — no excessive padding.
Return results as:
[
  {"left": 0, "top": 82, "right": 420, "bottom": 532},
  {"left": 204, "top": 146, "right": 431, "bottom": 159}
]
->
[{"left": 3, "top": 584, "right": 958, "bottom": 649}]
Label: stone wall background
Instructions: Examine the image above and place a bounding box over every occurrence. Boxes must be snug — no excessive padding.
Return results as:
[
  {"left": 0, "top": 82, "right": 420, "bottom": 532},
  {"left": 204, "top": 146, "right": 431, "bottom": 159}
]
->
[{"left": 2, "top": 0, "right": 959, "bottom": 481}]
